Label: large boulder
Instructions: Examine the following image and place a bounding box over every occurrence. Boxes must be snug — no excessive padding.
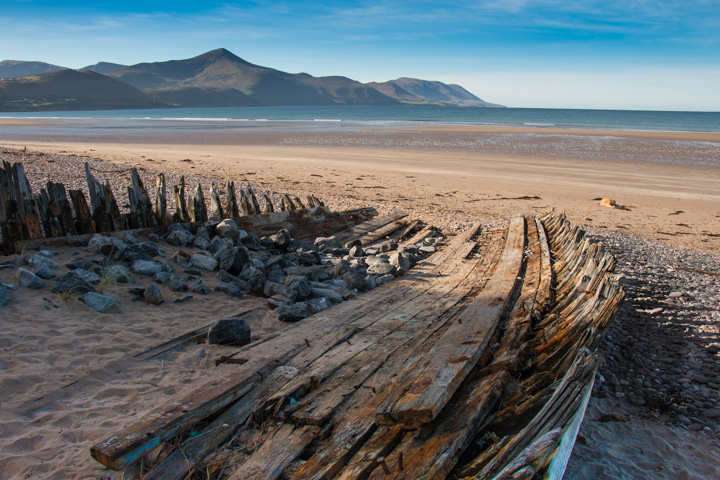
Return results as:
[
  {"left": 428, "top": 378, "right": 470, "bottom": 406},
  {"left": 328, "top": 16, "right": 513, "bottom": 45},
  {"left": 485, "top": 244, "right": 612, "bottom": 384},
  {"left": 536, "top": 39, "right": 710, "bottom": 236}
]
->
[
  {"left": 207, "top": 318, "right": 251, "bottom": 346},
  {"left": 214, "top": 282, "right": 244, "bottom": 298}
]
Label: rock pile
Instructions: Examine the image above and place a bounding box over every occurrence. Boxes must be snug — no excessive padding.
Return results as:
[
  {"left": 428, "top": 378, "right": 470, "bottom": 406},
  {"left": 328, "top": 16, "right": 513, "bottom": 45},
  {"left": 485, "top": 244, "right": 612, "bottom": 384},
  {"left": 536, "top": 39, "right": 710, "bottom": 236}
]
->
[
  {"left": 588, "top": 228, "right": 720, "bottom": 440},
  {"left": 0, "top": 217, "right": 442, "bottom": 323}
]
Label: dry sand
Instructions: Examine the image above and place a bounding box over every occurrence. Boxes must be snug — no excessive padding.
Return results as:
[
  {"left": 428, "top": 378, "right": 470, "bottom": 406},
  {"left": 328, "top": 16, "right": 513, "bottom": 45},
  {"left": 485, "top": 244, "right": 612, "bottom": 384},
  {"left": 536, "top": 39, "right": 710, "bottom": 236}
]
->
[{"left": 1, "top": 125, "right": 719, "bottom": 479}]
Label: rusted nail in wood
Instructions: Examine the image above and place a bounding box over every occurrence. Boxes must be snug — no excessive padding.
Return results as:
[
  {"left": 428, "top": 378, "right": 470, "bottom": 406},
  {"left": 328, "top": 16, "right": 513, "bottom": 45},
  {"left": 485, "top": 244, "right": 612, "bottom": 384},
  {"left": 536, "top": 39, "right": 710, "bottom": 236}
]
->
[
  {"left": 372, "top": 387, "right": 376, "bottom": 393},
  {"left": 458, "top": 318, "right": 463, "bottom": 324},
  {"left": 398, "top": 452, "right": 404, "bottom": 471},
  {"left": 377, "top": 457, "right": 391, "bottom": 474},
  {"left": 305, "top": 339, "right": 310, "bottom": 347}
]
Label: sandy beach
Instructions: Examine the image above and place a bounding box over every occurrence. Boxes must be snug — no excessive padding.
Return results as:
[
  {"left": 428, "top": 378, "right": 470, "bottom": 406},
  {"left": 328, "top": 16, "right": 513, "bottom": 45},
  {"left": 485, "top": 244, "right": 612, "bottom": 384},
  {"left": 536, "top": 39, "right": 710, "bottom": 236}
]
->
[{"left": 1, "top": 124, "right": 719, "bottom": 479}]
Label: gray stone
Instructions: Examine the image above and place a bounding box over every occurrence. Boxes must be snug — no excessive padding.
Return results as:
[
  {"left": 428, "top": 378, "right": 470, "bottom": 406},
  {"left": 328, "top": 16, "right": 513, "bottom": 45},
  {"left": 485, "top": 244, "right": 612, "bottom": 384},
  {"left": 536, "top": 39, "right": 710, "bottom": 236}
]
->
[
  {"left": 307, "top": 297, "right": 331, "bottom": 314},
  {"left": 381, "top": 242, "right": 398, "bottom": 252},
  {"left": 703, "top": 408, "right": 720, "bottom": 418},
  {"left": 37, "top": 248, "right": 58, "bottom": 257},
  {"left": 207, "top": 317, "right": 251, "bottom": 346},
  {"left": 106, "top": 265, "right": 136, "bottom": 284},
  {"left": 344, "top": 239, "right": 362, "bottom": 249},
  {"left": 131, "top": 259, "right": 166, "bottom": 276},
  {"left": 191, "top": 253, "right": 218, "bottom": 272},
  {"left": 153, "top": 271, "right": 176, "bottom": 284},
  {"left": 215, "top": 282, "right": 244, "bottom": 298},
  {"left": 343, "top": 270, "right": 367, "bottom": 291},
  {"left": 144, "top": 283, "right": 163, "bottom": 305},
  {"left": 268, "top": 295, "right": 294, "bottom": 309},
  {"left": 55, "top": 270, "right": 97, "bottom": 294},
  {"left": 271, "top": 229, "right": 292, "bottom": 250},
  {"left": 349, "top": 245, "right": 364, "bottom": 258},
  {"left": 192, "top": 235, "right": 211, "bottom": 251},
  {"left": 295, "top": 251, "right": 320, "bottom": 266},
  {"left": 214, "top": 246, "right": 249, "bottom": 275},
  {"left": 31, "top": 254, "right": 58, "bottom": 270},
  {"left": 264, "top": 281, "right": 298, "bottom": 302},
  {"left": 87, "top": 234, "right": 127, "bottom": 259},
  {"left": 165, "top": 228, "right": 195, "bottom": 247},
  {"left": 419, "top": 245, "right": 436, "bottom": 254},
  {"left": 389, "top": 252, "right": 411, "bottom": 271},
  {"left": 169, "top": 279, "right": 189, "bottom": 292},
  {"left": 35, "top": 264, "right": 56, "bottom": 280},
  {"left": 188, "top": 279, "right": 211, "bottom": 295},
  {"left": 276, "top": 302, "right": 314, "bottom": 322},
  {"left": 66, "top": 258, "right": 94, "bottom": 271},
  {"left": 315, "top": 236, "right": 341, "bottom": 249},
  {"left": 83, "top": 292, "right": 116, "bottom": 313},
  {"left": 367, "top": 262, "right": 396, "bottom": 276},
  {"left": 207, "top": 236, "right": 228, "bottom": 254},
  {"left": 694, "top": 374, "right": 709, "bottom": 384},
  {"left": 376, "top": 274, "right": 395, "bottom": 286},
  {"left": 72, "top": 268, "right": 101, "bottom": 284},
  {"left": 310, "top": 287, "right": 343, "bottom": 304},
  {"left": 284, "top": 275, "right": 311, "bottom": 301},
  {"left": 0, "top": 284, "right": 10, "bottom": 306},
  {"left": 18, "top": 268, "right": 44, "bottom": 289},
  {"left": 677, "top": 414, "right": 692, "bottom": 425},
  {"left": 173, "top": 295, "right": 193, "bottom": 303},
  {"left": 215, "top": 219, "right": 240, "bottom": 240}
]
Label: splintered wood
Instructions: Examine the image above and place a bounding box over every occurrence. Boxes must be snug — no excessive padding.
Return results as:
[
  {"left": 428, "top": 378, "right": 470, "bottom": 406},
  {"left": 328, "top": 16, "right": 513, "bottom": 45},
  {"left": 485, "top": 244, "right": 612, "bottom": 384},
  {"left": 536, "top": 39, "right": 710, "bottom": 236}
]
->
[{"left": 91, "top": 213, "right": 623, "bottom": 479}]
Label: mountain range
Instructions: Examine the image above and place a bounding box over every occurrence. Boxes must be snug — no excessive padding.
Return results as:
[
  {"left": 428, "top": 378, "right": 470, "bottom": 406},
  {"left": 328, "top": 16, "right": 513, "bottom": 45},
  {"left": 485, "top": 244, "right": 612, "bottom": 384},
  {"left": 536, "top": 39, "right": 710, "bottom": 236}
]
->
[{"left": 0, "top": 48, "right": 504, "bottom": 111}]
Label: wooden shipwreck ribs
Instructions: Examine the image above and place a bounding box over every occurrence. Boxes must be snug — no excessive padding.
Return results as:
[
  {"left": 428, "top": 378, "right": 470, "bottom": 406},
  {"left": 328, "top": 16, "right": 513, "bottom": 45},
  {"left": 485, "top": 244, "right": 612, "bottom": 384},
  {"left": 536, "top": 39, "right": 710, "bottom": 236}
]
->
[
  {"left": 89, "top": 212, "right": 623, "bottom": 480},
  {"left": 0, "top": 160, "right": 325, "bottom": 255}
]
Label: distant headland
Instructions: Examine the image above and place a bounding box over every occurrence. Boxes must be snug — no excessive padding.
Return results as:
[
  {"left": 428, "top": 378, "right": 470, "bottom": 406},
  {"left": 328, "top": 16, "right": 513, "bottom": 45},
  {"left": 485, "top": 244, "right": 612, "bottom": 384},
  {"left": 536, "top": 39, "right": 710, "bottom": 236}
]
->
[{"left": 0, "top": 48, "right": 505, "bottom": 112}]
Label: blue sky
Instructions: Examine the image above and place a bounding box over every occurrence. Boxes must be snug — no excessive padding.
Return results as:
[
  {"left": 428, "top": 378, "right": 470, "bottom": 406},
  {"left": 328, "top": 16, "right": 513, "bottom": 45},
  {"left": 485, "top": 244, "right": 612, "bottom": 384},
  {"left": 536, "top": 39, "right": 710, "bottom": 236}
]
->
[{"left": 1, "top": 0, "right": 719, "bottom": 111}]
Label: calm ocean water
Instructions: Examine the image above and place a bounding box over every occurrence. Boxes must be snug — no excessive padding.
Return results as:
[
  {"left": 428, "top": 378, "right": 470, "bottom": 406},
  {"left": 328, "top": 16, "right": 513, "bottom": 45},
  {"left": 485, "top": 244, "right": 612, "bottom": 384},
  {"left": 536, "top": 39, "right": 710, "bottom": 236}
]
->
[{"left": 2, "top": 106, "right": 720, "bottom": 132}]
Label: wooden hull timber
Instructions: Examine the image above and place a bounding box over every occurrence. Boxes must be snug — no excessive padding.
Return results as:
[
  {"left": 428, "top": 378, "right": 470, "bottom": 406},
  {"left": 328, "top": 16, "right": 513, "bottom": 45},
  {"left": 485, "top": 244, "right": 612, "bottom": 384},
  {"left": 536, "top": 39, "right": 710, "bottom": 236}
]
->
[{"left": 88, "top": 211, "right": 623, "bottom": 479}]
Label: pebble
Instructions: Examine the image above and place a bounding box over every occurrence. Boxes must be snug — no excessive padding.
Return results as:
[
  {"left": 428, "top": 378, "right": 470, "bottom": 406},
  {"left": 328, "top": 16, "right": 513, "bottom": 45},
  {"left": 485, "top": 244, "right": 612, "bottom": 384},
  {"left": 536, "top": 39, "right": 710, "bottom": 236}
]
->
[{"left": 589, "top": 228, "right": 720, "bottom": 429}]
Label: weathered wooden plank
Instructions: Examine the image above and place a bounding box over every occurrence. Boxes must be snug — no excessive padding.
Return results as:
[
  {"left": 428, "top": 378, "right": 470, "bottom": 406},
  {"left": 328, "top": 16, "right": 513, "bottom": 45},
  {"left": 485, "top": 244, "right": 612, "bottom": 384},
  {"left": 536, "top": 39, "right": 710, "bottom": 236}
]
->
[
  {"left": 333, "top": 212, "right": 408, "bottom": 245},
  {"left": 353, "top": 219, "right": 409, "bottom": 246},
  {"left": 226, "top": 423, "right": 320, "bottom": 480},
  {"left": 289, "top": 229, "right": 508, "bottom": 479},
  {"left": 377, "top": 214, "right": 526, "bottom": 424},
  {"left": 12, "top": 162, "right": 42, "bottom": 240},
  {"left": 364, "top": 371, "right": 509, "bottom": 479}
]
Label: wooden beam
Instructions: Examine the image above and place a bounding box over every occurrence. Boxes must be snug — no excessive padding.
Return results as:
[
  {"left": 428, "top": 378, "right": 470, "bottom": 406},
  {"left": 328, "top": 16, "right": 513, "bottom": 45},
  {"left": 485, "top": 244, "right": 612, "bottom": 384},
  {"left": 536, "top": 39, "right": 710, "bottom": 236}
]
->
[{"left": 376, "top": 214, "right": 526, "bottom": 425}]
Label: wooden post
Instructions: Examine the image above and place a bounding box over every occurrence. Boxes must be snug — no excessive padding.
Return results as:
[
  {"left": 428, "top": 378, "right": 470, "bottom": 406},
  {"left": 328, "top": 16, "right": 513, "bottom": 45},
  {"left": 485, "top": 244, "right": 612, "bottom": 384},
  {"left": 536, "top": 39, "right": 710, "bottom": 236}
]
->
[
  {"left": 209, "top": 183, "right": 224, "bottom": 219},
  {"left": 11, "top": 162, "right": 42, "bottom": 239},
  {"left": 128, "top": 168, "right": 156, "bottom": 228},
  {"left": 247, "top": 185, "right": 261, "bottom": 215},
  {"left": 238, "top": 187, "right": 251, "bottom": 216},
  {"left": 263, "top": 193, "right": 275, "bottom": 214},
  {"left": 292, "top": 196, "right": 306, "bottom": 210},
  {"left": 189, "top": 184, "right": 207, "bottom": 223},
  {"left": 173, "top": 176, "right": 189, "bottom": 222},
  {"left": 226, "top": 181, "right": 239, "bottom": 218},
  {"left": 155, "top": 173, "right": 167, "bottom": 225},
  {"left": 69, "top": 189, "right": 94, "bottom": 234}
]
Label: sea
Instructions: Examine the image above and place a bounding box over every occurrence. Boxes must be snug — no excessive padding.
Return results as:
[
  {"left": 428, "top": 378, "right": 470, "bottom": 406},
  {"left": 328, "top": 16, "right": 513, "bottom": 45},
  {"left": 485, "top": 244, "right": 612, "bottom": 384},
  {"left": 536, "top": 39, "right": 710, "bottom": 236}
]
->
[
  {"left": 2, "top": 106, "right": 720, "bottom": 132},
  {"left": 2, "top": 106, "right": 720, "bottom": 166}
]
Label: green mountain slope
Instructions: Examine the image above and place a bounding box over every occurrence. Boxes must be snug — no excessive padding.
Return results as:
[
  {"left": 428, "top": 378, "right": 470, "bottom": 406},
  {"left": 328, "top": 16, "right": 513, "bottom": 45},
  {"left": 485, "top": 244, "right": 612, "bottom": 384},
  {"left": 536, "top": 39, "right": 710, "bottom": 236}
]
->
[{"left": 0, "top": 69, "right": 164, "bottom": 111}]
